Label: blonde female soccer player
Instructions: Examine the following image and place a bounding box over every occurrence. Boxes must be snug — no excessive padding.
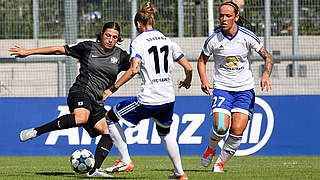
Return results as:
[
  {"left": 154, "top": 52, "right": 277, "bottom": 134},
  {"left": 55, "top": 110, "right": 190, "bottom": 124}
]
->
[{"left": 102, "top": 2, "right": 192, "bottom": 179}]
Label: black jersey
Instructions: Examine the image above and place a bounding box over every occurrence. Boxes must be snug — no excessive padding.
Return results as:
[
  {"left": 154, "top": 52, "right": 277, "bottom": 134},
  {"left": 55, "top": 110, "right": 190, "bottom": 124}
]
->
[{"left": 64, "top": 41, "right": 130, "bottom": 105}]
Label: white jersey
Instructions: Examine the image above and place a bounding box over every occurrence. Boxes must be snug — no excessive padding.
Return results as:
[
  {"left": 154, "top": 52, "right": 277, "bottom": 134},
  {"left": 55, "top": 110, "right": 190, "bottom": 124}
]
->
[
  {"left": 130, "top": 29, "right": 184, "bottom": 105},
  {"left": 202, "top": 26, "right": 263, "bottom": 91}
]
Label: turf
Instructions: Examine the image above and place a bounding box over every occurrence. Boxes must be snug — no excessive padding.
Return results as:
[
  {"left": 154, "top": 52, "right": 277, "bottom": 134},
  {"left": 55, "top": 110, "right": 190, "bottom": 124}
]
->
[{"left": 0, "top": 156, "right": 319, "bottom": 179}]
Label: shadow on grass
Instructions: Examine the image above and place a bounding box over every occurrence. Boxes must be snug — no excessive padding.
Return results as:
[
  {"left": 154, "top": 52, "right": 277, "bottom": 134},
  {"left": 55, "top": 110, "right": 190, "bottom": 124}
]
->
[
  {"left": 36, "top": 172, "right": 74, "bottom": 176},
  {"left": 152, "top": 168, "right": 214, "bottom": 172},
  {"left": 36, "top": 172, "right": 139, "bottom": 179}
]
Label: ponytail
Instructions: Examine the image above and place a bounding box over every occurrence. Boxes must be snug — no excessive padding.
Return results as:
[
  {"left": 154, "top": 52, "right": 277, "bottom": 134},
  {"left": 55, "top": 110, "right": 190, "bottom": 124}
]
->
[{"left": 134, "top": 1, "right": 157, "bottom": 28}]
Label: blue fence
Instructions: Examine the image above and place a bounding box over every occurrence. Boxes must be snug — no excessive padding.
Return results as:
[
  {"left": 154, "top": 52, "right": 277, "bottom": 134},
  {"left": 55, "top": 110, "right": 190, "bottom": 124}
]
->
[{"left": 0, "top": 96, "right": 318, "bottom": 156}]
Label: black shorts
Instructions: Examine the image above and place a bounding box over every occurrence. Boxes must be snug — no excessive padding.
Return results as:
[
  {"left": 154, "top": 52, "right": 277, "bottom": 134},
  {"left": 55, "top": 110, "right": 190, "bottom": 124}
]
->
[{"left": 67, "top": 91, "right": 107, "bottom": 138}]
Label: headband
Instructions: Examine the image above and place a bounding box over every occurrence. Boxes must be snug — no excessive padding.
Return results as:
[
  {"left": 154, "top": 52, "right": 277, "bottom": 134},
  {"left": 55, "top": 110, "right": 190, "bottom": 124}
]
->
[{"left": 221, "top": 1, "right": 239, "bottom": 14}]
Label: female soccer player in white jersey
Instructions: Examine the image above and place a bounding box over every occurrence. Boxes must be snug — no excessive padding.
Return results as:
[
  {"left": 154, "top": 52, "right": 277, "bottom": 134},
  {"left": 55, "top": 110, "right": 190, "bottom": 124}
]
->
[
  {"left": 198, "top": 1, "right": 274, "bottom": 173},
  {"left": 102, "top": 1, "right": 192, "bottom": 179}
]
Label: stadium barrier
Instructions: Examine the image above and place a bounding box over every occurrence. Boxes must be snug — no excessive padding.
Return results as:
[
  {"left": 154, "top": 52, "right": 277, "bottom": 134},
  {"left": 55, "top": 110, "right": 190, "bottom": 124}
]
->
[{"left": 0, "top": 95, "right": 318, "bottom": 156}]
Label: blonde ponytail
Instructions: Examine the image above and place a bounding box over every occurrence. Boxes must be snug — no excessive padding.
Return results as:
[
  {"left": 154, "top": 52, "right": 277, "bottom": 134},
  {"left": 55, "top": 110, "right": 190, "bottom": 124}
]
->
[{"left": 135, "top": 1, "right": 157, "bottom": 28}]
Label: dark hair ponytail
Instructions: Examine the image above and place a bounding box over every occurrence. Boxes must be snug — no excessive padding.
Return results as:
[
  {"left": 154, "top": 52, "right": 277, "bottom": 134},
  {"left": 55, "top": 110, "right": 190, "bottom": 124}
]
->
[{"left": 237, "top": 16, "right": 252, "bottom": 30}]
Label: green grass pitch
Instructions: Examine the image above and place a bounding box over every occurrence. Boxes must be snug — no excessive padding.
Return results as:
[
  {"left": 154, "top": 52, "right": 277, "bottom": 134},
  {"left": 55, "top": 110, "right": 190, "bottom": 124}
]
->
[{"left": 0, "top": 156, "right": 319, "bottom": 179}]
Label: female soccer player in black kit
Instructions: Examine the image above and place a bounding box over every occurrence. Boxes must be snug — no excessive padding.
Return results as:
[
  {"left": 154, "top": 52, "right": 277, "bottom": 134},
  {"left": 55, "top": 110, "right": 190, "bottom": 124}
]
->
[{"left": 9, "top": 22, "right": 130, "bottom": 177}]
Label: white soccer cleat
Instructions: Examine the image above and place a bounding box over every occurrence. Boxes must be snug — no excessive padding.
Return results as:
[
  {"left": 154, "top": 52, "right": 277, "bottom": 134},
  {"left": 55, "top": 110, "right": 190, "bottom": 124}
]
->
[
  {"left": 213, "top": 162, "right": 224, "bottom": 173},
  {"left": 201, "top": 146, "right": 216, "bottom": 167},
  {"left": 86, "top": 168, "right": 114, "bottom": 177},
  {"left": 19, "top": 128, "right": 37, "bottom": 142},
  {"left": 105, "top": 160, "right": 134, "bottom": 173}
]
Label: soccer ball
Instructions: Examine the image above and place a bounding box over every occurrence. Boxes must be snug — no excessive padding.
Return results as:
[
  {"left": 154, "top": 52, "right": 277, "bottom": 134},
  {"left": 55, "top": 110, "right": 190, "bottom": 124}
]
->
[{"left": 70, "top": 149, "right": 95, "bottom": 173}]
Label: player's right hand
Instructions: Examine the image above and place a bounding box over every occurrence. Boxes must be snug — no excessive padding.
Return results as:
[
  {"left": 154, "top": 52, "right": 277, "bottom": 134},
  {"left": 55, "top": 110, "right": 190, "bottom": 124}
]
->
[{"left": 8, "top": 45, "right": 30, "bottom": 58}]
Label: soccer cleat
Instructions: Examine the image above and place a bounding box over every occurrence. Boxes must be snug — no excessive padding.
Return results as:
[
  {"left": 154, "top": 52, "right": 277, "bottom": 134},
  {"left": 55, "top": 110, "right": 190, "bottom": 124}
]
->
[
  {"left": 86, "top": 168, "right": 114, "bottom": 177},
  {"left": 168, "top": 173, "right": 188, "bottom": 180},
  {"left": 19, "top": 128, "right": 37, "bottom": 142},
  {"left": 201, "top": 146, "right": 216, "bottom": 167},
  {"left": 105, "top": 160, "right": 134, "bottom": 173},
  {"left": 213, "top": 162, "right": 224, "bottom": 173}
]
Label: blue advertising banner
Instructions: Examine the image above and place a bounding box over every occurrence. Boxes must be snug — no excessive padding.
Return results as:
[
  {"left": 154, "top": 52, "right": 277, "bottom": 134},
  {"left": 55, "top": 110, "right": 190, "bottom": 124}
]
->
[{"left": 0, "top": 96, "right": 318, "bottom": 156}]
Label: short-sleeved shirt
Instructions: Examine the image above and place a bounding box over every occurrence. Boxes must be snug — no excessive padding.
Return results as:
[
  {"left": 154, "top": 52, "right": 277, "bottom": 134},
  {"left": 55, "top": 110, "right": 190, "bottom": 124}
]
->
[
  {"left": 129, "top": 29, "right": 185, "bottom": 105},
  {"left": 202, "top": 25, "right": 263, "bottom": 91},
  {"left": 65, "top": 41, "right": 130, "bottom": 106}
]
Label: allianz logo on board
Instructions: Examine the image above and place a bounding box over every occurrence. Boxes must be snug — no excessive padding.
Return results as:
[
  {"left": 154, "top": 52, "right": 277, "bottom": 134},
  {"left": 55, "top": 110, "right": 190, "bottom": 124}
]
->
[{"left": 45, "top": 97, "right": 274, "bottom": 156}]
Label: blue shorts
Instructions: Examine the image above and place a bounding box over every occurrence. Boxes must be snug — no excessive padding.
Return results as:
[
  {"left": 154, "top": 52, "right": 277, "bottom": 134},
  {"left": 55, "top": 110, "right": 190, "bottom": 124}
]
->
[
  {"left": 110, "top": 97, "right": 175, "bottom": 128},
  {"left": 211, "top": 89, "right": 255, "bottom": 117}
]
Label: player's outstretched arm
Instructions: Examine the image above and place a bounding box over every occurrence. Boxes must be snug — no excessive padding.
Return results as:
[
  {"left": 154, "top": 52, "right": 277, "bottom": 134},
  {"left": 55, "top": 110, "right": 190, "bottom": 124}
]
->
[
  {"left": 9, "top": 45, "right": 66, "bottom": 58},
  {"left": 177, "top": 56, "right": 192, "bottom": 89},
  {"left": 197, "top": 52, "right": 213, "bottom": 96},
  {"left": 258, "top": 46, "right": 274, "bottom": 92}
]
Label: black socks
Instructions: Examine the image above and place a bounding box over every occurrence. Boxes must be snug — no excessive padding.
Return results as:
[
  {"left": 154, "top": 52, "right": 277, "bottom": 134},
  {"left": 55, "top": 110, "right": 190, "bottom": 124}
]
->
[
  {"left": 89, "top": 134, "right": 113, "bottom": 174},
  {"left": 35, "top": 114, "right": 76, "bottom": 136}
]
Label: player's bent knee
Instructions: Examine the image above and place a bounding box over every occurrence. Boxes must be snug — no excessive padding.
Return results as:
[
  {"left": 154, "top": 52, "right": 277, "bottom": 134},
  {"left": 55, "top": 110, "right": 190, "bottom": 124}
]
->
[
  {"left": 212, "top": 123, "right": 228, "bottom": 136},
  {"left": 75, "top": 117, "right": 89, "bottom": 125},
  {"left": 94, "top": 120, "right": 109, "bottom": 135},
  {"left": 213, "top": 112, "right": 229, "bottom": 135}
]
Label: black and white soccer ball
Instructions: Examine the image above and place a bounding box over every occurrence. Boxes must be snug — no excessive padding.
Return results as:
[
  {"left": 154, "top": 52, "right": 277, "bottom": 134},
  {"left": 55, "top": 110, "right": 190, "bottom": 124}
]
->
[{"left": 70, "top": 149, "right": 95, "bottom": 173}]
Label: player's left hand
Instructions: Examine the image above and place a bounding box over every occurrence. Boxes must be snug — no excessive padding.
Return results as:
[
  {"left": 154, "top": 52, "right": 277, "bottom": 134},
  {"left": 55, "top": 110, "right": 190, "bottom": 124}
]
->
[{"left": 261, "top": 72, "right": 271, "bottom": 92}]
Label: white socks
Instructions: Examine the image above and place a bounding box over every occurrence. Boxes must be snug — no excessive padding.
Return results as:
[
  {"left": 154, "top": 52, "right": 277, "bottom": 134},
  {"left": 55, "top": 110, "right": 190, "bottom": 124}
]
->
[
  {"left": 215, "top": 134, "right": 242, "bottom": 165},
  {"left": 160, "top": 134, "right": 184, "bottom": 176},
  {"left": 108, "top": 122, "right": 131, "bottom": 164}
]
